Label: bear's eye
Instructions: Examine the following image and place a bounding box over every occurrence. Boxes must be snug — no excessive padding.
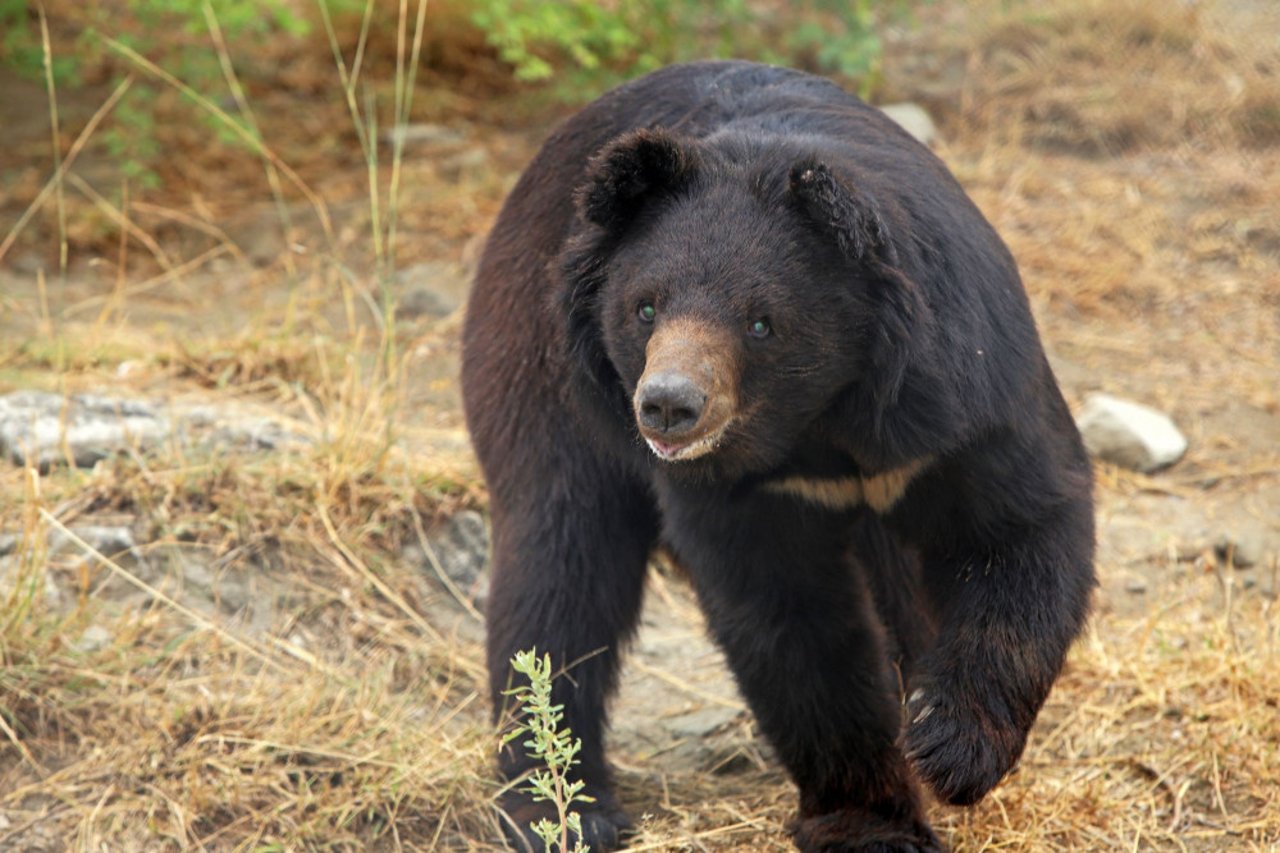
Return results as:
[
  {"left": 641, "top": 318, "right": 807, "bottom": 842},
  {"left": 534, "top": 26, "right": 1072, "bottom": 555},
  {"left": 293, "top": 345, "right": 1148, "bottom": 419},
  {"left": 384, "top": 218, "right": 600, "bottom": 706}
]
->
[
  {"left": 747, "top": 317, "right": 772, "bottom": 338},
  {"left": 637, "top": 300, "right": 656, "bottom": 323}
]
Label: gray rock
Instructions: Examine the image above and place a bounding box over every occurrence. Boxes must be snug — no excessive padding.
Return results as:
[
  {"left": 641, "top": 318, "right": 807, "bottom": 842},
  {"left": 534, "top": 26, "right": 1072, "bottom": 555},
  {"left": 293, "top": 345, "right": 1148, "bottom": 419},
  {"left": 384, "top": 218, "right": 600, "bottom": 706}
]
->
[
  {"left": 439, "top": 147, "right": 489, "bottom": 179},
  {"left": 879, "top": 102, "right": 939, "bottom": 146},
  {"left": 395, "top": 261, "right": 466, "bottom": 318},
  {"left": 0, "top": 391, "right": 170, "bottom": 469},
  {"left": 0, "top": 390, "right": 317, "bottom": 469},
  {"left": 179, "top": 557, "right": 253, "bottom": 613},
  {"left": 382, "top": 123, "right": 466, "bottom": 148},
  {"left": 179, "top": 406, "right": 220, "bottom": 429},
  {"left": 1215, "top": 526, "right": 1270, "bottom": 569},
  {"left": 399, "top": 287, "right": 453, "bottom": 319},
  {"left": 0, "top": 553, "right": 66, "bottom": 609},
  {"left": 206, "top": 417, "right": 308, "bottom": 451},
  {"left": 663, "top": 704, "right": 742, "bottom": 740},
  {"left": 74, "top": 625, "right": 113, "bottom": 653},
  {"left": 50, "top": 525, "right": 138, "bottom": 559},
  {"left": 73, "top": 394, "right": 155, "bottom": 417},
  {"left": 408, "top": 510, "right": 490, "bottom": 606},
  {"left": 1075, "top": 393, "right": 1188, "bottom": 472},
  {"left": 11, "top": 253, "right": 45, "bottom": 275}
]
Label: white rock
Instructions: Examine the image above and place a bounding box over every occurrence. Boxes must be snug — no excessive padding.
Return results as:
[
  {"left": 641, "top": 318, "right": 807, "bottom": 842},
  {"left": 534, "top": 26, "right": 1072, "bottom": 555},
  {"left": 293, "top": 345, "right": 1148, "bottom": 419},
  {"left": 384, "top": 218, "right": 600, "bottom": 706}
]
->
[
  {"left": 1076, "top": 393, "right": 1188, "bottom": 473},
  {"left": 74, "top": 625, "right": 113, "bottom": 653},
  {"left": 879, "top": 103, "right": 938, "bottom": 146},
  {"left": 0, "top": 391, "right": 169, "bottom": 469}
]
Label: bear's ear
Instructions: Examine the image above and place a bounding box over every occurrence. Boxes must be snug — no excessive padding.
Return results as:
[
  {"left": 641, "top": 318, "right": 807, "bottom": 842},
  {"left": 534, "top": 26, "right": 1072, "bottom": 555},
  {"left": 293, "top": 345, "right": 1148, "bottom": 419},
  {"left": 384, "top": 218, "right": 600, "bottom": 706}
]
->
[
  {"left": 789, "top": 160, "right": 928, "bottom": 420},
  {"left": 578, "top": 128, "right": 701, "bottom": 231},
  {"left": 554, "top": 130, "right": 699, "bottom": 430},
  {"left": 788, "top": 160, "right": 900, "bottom": 268}
]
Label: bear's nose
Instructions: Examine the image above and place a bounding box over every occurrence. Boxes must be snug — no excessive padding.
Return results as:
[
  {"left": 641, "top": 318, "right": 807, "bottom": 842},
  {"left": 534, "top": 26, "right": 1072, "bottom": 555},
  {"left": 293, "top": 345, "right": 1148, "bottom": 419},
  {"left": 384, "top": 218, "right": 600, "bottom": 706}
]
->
[{"left": 636, "top": 372, "right": 706, "bottom": 436}]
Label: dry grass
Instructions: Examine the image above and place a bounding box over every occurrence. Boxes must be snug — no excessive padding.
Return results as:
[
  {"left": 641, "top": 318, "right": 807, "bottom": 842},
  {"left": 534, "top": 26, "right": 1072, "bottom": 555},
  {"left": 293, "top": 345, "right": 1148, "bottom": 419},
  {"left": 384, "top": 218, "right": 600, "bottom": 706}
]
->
[
  {"left": 2, "top": 0, "right": 1279, "bottom": 849},
  {"left": 937, "top": 572, "right": 1280, "bottom": 850},
  {"left": 954, "top": 0, "right": 1280, "bottom": 154},
  {"left": 0, "top": 305, "right": 499, "bottom": 847}
]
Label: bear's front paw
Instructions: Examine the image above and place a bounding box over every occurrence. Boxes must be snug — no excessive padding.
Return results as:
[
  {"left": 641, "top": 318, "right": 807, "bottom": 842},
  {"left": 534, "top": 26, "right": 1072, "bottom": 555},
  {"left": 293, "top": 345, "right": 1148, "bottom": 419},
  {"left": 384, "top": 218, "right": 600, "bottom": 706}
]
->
[
  {"left": 903, "top": 683, "right": 1028, "bottom": 806},
  {"left": 790, "top": 807, "right": 943, "bottom": 852},
  {"left": 498, "top": 791, "right": 632, "bottom": 852}
]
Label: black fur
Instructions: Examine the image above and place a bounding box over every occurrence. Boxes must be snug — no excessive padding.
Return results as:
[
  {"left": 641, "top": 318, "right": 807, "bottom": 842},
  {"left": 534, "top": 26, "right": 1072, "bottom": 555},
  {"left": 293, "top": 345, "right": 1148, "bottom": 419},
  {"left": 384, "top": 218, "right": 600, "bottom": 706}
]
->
[
  {"left": 461, "top": 61, "right": 1095, "bottom": 852},
  {"left": 579, "top": 128, "right": 702, "bottom": 230}
]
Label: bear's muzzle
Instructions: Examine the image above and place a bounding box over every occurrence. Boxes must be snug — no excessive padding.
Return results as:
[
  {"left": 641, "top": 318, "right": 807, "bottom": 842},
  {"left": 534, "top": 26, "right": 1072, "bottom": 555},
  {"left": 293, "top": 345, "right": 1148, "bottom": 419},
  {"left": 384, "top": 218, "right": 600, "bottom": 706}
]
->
[{"left": 633, "top": 317, "right": 739, "bottom": 461}]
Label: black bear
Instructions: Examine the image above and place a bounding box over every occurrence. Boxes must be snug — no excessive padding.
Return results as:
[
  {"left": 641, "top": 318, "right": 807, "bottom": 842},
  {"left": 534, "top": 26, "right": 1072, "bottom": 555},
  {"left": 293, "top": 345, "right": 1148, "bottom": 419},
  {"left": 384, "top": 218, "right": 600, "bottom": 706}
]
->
[{"left": 462, "top": 60, "right": 1095, "bottom": 852}]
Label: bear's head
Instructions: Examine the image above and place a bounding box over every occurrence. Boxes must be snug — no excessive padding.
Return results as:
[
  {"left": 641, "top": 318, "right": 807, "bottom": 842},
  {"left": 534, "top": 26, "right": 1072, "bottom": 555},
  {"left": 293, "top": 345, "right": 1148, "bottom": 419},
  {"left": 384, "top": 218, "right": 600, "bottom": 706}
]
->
[{"left": 560, "top": 128, "right": 933, "bottom": 477}]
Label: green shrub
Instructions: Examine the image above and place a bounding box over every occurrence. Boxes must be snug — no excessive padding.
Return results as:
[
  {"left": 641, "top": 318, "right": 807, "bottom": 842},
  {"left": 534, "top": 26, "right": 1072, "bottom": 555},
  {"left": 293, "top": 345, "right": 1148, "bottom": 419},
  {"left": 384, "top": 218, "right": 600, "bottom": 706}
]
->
[
  {"left": 1, "top": 0, "right": 321, "bottom": 188},
  {"left": 468, "top": 0, "right": 912, "bottom": 98},
  {"left": 1, "top": 0, "right": 915, "bottom": 190},
  {"left": 0, "top": 0, "right": 308, "bottom": 83}
]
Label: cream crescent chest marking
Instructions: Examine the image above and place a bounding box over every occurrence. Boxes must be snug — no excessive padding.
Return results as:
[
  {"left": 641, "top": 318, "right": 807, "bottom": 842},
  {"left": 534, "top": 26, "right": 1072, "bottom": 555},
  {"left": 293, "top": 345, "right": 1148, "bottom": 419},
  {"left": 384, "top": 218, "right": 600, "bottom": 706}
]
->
[{"left": 763, "top": 457, "right": 933, "bottom": 513}]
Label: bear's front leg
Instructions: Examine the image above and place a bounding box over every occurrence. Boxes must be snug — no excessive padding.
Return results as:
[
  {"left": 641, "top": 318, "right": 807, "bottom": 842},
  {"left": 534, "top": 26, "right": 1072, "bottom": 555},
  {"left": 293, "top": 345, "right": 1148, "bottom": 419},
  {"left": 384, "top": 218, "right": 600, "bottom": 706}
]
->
[
  {"left": 660, "top": 485, "right": 942, "bottom": 853},
  {"left": 486, "top": 456, "right": 659, "bottom": 852},
  {"left": 900, "top": 438, "right": 1095, "bottom": 807}
]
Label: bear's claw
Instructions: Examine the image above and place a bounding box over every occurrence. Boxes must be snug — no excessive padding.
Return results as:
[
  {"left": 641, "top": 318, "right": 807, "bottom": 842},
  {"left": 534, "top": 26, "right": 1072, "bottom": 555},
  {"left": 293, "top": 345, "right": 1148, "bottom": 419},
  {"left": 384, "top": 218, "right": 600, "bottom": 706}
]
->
[{"left": 904, "top": 683, "right": 1025, "bottom": 806}]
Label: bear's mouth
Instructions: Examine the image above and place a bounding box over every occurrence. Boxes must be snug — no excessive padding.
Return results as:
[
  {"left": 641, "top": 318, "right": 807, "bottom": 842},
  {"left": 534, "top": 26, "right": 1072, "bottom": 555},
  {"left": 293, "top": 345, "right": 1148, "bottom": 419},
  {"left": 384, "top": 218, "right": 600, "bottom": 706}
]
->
[{"left": 642, "top": 418, "right": 732, "bottom": 462}]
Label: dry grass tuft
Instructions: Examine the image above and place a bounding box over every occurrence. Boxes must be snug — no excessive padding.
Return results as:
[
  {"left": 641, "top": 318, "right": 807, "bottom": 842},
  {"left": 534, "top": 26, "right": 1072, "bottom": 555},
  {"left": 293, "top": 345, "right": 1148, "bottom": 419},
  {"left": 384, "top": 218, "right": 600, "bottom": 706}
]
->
[
  {"left": 1, "top": 344, "right": 497, "bottom": 847},
  {"left": 938, "top": 573, "right": 1280, "bottom": 850},
  {"left": 0, "top": 306, "right": 492, "bottom": 844},
  {"left": 959, "top": 0, "right": 1280, "bottom": 155}
]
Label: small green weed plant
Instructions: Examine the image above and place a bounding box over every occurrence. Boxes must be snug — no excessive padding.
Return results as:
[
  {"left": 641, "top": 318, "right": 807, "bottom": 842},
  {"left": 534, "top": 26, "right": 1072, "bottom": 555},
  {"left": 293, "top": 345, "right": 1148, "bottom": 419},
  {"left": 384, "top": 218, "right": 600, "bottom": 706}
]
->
[{"left": 503, "top": 649, "right": 595, "bottom": 853}]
